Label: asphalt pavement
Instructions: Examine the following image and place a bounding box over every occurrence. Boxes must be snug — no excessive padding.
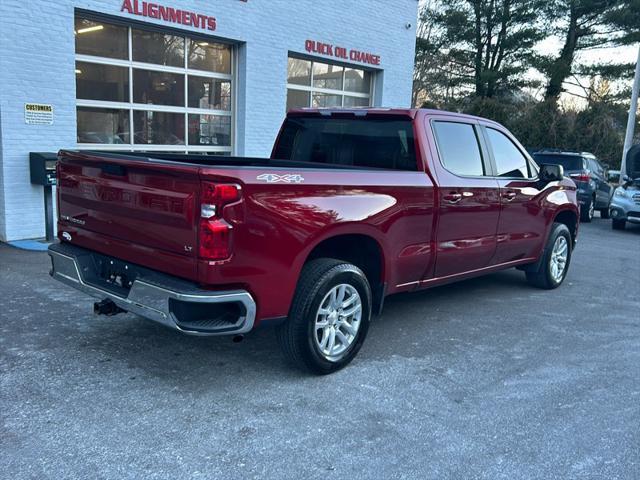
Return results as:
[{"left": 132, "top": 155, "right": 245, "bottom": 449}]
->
[{"left": 1, "top": 218, "right": 639, "bottom": 479}]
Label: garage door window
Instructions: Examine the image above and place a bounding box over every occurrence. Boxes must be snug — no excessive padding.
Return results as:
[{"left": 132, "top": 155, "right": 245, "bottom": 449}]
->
[
  {"left": 75, "top": 14, "right": 234, "bottom": 154},
  {"left": 286, "top": 56, "right": 373, "bottom": 111}
]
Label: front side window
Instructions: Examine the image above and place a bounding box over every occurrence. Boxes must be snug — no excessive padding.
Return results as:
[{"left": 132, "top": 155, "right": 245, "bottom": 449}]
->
[
  {"left": 286, "top": 57, "right": 373, "bottom": 111},
  {"left": 486, "top": 128, "right": 531, "bottom": 178},
  {"left": 432, "top": 121, "right": 484, "bottom": 176},
  {"left": 589, "top": 158, "right": 603, "bottom": 175},
  {"left": 274, "top": 117, "right": 417, "bottom": 171},
  {"left": 74, "top": 14, "right": 233, "bottom": 155}
]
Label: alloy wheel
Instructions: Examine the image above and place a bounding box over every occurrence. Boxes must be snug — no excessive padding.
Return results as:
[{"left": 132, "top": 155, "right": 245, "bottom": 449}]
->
[
  {"left": 550, "top": 236, "right": 568, "bottom": 283},
  {"left": 314, "top": 284, "right": 362, "bottom": 362}
]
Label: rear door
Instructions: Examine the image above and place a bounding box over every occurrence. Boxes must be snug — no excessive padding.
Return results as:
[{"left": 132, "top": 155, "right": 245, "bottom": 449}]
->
[
  {"left": 481, "top": 126, "right": 547, "bottom": 263},
  {"left": 591, "top": 158, "right": 611, "bottom": 208},
  {"left": 426, "top": 118, "right": 501, "bottom": 278}
]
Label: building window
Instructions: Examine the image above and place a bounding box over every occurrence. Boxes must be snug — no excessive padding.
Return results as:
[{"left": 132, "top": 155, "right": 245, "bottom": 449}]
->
[
  {"left": 75, "top": 14, "right": 233, "bottom": 154},
  {"left": 286, "top": 56, "right": 373, "bottom": 111}
]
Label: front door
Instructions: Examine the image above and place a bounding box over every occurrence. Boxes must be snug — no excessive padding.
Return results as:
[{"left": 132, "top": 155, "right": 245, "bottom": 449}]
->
[
  {"left": 482, "top": 126, "right": 547, "bottom": 263},
  {"left": 426, "top": 119, "right": 501, "bottom": 279},
  {"left": 590, "top": 159, "right": 611, "bottom": 209}
]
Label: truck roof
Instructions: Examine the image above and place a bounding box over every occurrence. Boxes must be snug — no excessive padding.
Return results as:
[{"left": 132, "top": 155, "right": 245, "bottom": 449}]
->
[
  {"left": 286, "top": 107, "right": 500, "bottom": 126},
  {"left": 533, "top": 149, "right": 596, "bottom": 158}
]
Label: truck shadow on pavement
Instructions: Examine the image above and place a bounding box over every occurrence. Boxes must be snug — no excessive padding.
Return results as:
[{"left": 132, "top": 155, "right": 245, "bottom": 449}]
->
[{"left": 77, "top": 267, "right": 536, "bottom": 384}]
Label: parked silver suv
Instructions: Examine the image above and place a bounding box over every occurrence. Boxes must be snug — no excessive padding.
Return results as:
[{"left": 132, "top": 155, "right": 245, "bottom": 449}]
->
[{"left": 610, "top": 145, "right": 640, "bottom": 230}]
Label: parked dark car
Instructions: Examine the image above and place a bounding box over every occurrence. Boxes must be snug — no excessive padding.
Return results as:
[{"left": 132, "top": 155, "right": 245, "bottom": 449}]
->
[{"left": 532, "top": 150, "right": 612, "bottom": 222}]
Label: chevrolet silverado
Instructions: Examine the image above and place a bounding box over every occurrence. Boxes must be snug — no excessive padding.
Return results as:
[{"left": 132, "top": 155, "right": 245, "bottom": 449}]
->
[{"left": 49, "top": 108, "right": 579, "bottom": 374}]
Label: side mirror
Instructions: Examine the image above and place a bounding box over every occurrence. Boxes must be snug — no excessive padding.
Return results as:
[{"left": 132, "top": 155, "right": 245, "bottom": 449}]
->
[
  {"left": 607, "top": 171, "right": 620, "bottom": 183},
  {"left": 539, "top": 163, "right": 564, "bottom": 183}
]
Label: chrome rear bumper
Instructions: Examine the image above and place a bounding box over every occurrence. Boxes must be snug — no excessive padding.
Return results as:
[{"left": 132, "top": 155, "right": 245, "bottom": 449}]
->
[{"left": 48, "top": 243, "right": 256, "bottom": 336}]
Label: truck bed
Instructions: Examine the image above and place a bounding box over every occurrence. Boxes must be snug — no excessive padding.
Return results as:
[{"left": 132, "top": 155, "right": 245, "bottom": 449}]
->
[
  {"left": 55, "top": 146, "right": 432, "bottom": 321},
  {"left": 85, "top": 151, "right": 376, "bottom": 171},
  {"left": 55, "top": 149, "right": 407, "bottom": 283}
]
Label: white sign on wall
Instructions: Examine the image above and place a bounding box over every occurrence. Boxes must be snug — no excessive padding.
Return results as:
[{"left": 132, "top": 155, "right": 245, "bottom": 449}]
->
[{"left": 25, "top": 103, "right": 54, "bottom": 125}]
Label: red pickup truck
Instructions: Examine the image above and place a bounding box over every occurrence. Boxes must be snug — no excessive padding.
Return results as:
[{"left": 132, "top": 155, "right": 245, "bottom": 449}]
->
[{"left": 49, "top": 108, "right": 579, "bottom": 374}]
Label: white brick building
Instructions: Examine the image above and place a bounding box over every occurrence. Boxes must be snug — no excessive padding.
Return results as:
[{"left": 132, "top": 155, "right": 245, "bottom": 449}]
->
[{"left": 0, "top": 0, "right": 418, "bottom": 241}]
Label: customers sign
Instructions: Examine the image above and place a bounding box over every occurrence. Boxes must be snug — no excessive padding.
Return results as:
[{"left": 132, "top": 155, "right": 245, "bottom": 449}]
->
[
  {"left": 120, "top": 0, "right": 217, "bottom": 31},
  {"left": 305, "top": 40, "right": 381, "bottom": 66}
]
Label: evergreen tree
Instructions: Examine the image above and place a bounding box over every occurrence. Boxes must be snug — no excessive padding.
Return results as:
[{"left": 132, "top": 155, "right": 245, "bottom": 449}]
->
[
  {"left": 541, "top": 0, "right": 639, "bottom": 101},
  {"left": 414, "top": 0, "right": 547, "bottom": 99}
]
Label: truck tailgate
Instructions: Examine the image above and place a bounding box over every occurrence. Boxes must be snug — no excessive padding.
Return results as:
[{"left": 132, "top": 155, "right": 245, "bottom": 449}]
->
[{"left": 57, "top": 151, "right": 200, "bottom": 280}]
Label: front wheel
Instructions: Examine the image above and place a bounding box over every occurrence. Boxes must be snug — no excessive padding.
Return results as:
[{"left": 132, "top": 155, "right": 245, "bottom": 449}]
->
[
  {"left": 580, "top": 198, "right": 594, "bottom": 222},
  {"left": 599, "top": 208, "right": 610, "bottom": 219},
  {"left": 526, "top": 222, "right": 572, "bottom": 289},
  {"left": 277, "top": 258, "right": 372, "bottom": 375}
]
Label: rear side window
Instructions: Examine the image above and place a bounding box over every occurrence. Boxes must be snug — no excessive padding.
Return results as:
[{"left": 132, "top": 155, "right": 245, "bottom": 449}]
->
[
  {"left": 486, "top": 128, "right": 531, "bottom": 178},
  {"left": 589, "top": 159, "right": 603, "bottom": 175},
  {"left": 273, "top": 117, "right": 417, "bottom": 170},
  {"left": 432, "top": 121, "right": 484, "bottom": 176}
]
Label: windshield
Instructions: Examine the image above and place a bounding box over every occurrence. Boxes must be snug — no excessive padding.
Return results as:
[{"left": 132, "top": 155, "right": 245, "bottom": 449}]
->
[
  {"left": 626, "top": 145, "right": 640, "bottom": 179},
  {"left": 532, "top": 154, "right": 584, "bottom": 171},
  {"left": 273, "top": 116, "right": 417, "bottom": 171}
]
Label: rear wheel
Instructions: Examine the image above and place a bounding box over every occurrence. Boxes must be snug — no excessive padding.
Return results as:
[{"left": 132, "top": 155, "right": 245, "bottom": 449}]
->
[
  {"left": 580, "top": 198, "right": 594, "bottom": 222},
  {"left": 525, "top": 222, "right": 572, "bottom": 289},
  {"left": 277, "top": 258, "right": 372, "bottom": 375},
  {"left": 612, "top": 219, "right": 626, "bottom": 230}
]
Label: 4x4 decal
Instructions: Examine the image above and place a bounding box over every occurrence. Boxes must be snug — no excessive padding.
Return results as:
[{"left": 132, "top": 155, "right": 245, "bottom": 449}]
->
[{"left": 256, "top": 173, "right": 305, "bottom": 184}]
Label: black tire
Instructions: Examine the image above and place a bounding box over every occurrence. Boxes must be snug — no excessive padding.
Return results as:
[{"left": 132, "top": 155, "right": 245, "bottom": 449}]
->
[
  {"left": 612, "top": 219, "right": 626, "bottom": 230},
  {"left": 599, "top": 208, "right": 610, "bottom": 219},
  {"left": 525, "top": 222, "right": 572, "bottom": 290},
  {"left": 277, "top": 258, "right": 372, "bottom": 375},
  {"left": 580, "top": 198, "right": 594, "bottom": 223}
]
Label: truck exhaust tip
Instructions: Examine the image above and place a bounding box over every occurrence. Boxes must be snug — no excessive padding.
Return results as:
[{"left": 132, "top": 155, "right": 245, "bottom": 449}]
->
[
  {"left": 94, "top": 299, "right": 126, "bottom": 316},
  {"left": 232, "top": 335, "right": 244, "bottom": 343}
]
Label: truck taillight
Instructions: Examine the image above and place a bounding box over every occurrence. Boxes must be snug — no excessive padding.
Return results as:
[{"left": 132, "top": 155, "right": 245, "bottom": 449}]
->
[
  {"left": 569, "top": 172, "right": 590, "bottom": 182},
  {"left": 199, "top": 218, "right": 233, "bottom": 260},
  {"left": 202, "top": 182, "right": 242, "bottom": 204},
  {"left": 198, "top": 182, "right": 241, "bottom": 261}
]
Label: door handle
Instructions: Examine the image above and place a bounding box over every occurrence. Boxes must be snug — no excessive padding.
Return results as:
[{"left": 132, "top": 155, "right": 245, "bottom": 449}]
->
[
  {"left": 501, "top": 191, "right": 517, "bottom": 201},
  {"left": 443, "top": 192, "right": 462, "bottom": 203}
]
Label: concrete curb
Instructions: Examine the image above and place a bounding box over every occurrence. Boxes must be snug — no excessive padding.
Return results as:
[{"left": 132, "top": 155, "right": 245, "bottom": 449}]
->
[{"left": 6, "top": 240, "right": 51, "bottom": 252}]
